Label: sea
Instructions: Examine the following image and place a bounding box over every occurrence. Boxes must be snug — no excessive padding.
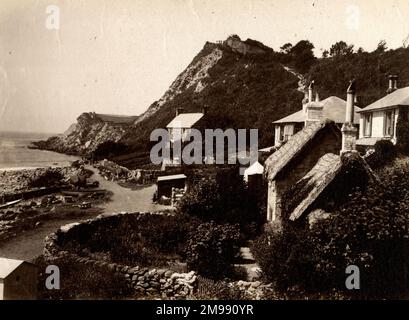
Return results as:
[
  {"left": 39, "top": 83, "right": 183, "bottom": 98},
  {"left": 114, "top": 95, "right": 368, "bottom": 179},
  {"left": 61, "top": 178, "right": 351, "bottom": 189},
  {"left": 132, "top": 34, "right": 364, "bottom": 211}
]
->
[{"left": 0, "top": 131, "right": 79, "bottom": 171}]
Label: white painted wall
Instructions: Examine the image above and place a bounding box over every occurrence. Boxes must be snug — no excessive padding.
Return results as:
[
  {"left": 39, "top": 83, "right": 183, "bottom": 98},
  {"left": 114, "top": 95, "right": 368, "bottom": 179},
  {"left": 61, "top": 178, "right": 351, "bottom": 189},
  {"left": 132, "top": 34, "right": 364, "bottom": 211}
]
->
[
  {"left": 274, "top": 125, "right": 281, "bottom": 146},
  {"left": 0, "top": 282, "right": 3, "bottom": 300},
  {"left": 359, "top": 117, "right": 364, "bottom": 138}
]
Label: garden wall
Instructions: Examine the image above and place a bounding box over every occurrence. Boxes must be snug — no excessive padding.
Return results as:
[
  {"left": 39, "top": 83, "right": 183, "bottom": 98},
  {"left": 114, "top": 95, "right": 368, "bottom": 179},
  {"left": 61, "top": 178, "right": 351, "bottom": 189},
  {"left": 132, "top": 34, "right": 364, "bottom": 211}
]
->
[
  {"left": 43, "top": 212, "right": 196, "bottom": 299},
  {"left": 43, "top": 211, "right": 273, "bottom": 299}
]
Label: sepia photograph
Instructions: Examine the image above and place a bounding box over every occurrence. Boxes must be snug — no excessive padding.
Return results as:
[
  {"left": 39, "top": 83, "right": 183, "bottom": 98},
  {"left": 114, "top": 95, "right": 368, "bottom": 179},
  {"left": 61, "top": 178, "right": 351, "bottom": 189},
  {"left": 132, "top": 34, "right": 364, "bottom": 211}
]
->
[{"left": 1, "top": 0, "right": 409, "bottom": 309}]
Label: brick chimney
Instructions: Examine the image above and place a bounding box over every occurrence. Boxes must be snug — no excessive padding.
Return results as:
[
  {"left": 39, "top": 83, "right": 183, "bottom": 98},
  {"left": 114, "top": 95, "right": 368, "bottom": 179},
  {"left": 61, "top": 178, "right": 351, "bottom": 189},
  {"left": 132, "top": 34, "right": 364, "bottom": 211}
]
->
[
  {"left": 341, "top": 80, "right": 358, "bottom": 154},
  {"left": 305, "top": 90, "right": 323, "bottom": 126},
  {"left": 201, "top": 106, "right": 207, "bottom": 115},
  {"left": 386, "top": 75, "right": 398, "bottom": 94},
  {"left": 175, "top": 108, "right": 184, "bottom": 116}
]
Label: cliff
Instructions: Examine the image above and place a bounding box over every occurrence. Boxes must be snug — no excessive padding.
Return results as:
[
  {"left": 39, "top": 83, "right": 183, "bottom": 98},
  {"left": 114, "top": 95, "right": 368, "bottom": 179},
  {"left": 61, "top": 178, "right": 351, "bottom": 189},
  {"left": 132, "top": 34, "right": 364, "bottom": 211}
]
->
[{"left": 32, "top": 112, "right": 134, "bottom": 155}]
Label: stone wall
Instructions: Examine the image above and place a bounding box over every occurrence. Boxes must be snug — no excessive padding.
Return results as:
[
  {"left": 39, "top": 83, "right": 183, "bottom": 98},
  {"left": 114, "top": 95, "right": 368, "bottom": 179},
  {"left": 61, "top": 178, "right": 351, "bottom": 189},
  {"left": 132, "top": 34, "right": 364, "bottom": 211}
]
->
[
  {"left": 43, "top": 211, "right": 273, "bottom": 299},
  {"left": 43, "top": 211, "right": 197, "bottom": 299}
]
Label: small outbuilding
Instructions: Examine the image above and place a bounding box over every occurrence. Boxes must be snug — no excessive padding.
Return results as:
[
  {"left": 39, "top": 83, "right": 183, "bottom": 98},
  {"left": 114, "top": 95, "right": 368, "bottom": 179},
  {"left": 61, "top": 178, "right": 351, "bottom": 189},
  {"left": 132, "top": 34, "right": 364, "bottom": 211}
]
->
[
  {"left": 0, "top": 257, "right": 38, "bottom": 300},
  {"left": 157, "top": 174, "right": 187, "bottom": 198}
]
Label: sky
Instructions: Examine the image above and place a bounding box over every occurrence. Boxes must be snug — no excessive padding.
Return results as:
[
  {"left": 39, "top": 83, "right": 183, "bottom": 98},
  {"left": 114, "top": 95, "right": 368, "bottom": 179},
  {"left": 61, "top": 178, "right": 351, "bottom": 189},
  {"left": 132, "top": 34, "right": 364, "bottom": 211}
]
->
[{"left": 1, "top": 0, "right": 409, "bottom": 133}]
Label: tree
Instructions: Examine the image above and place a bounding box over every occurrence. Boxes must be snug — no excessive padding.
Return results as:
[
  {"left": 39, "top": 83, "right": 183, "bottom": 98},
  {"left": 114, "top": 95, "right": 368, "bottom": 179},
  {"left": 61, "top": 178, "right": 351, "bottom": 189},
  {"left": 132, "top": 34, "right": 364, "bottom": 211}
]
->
[
  {"left": 322, "top": 49, "right": 329, "bottom": 58},
  {"left": 290, "top": 40, "right": 316, "bottom": 73},
  {"left": 375, "top": 40, "right": 387, "bottom": 53},
  {"left": 280, "top": 43, "right": 293, "bottom": 54},
  {"left": 329, "top": 41, "right": 354, "bottom": 57}
]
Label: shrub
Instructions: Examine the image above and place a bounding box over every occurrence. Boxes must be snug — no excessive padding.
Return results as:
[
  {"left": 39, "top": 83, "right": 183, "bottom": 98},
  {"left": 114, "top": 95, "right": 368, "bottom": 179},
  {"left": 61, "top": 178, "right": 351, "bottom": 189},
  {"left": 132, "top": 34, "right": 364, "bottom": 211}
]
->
[
  {"left": 61, "top": 213, "right": 196, "bottom": 267},
  {"left": 177, "top": 167, "right": 263, "bottom": 235},
  {"left": 186, "top": 221, "right": 241, "bottom": 280},
  {"left": 252, "top": 163, "right": 409, "bottom": 299},
  {"left": 366, "top": 139, "right": 397, "bottom": 169},
  {"left": 28, "top": 169, "right": 64, "bottom": 188}
]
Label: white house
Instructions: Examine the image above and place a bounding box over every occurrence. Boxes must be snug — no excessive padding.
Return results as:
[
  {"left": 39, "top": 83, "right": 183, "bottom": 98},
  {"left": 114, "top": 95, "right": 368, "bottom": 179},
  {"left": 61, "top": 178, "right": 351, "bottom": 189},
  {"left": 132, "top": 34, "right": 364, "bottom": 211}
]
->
[
  {"left": 164, "top": 108, "right": 205, "bottom": 166},
  {"left": 357, "top": 75, "right": 409, "bottom": 146},
  {"left": 273, "top": 82, "right": 361, "bottom": 147}
]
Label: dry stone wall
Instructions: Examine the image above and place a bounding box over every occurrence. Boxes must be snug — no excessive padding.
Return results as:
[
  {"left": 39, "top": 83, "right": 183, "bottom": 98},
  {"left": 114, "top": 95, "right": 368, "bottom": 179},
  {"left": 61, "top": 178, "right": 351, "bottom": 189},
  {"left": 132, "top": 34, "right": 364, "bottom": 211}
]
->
[{"left": 43, "top": 211, "right": 197, "bottom": 298}]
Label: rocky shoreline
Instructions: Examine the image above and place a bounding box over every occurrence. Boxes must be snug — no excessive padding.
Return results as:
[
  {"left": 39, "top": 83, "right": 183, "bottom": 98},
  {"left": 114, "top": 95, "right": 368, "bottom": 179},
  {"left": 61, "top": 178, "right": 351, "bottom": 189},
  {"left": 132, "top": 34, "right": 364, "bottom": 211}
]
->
[{"left": 0, "top": 166, "right": 77, "bottom": 197}]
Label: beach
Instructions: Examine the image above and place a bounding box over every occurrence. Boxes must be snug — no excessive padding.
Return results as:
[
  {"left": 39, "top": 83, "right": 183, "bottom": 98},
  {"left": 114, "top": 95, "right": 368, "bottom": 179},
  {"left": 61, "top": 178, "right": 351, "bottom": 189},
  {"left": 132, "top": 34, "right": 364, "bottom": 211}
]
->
[{"left": 0, "top": 131, "right": 79, "bottom": 170}]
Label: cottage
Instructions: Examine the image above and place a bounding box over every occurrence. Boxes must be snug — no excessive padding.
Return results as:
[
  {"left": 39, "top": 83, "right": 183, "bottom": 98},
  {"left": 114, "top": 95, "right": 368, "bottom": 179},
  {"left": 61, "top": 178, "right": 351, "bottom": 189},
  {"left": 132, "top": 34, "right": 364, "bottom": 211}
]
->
[
  {"left": 265, "top": 80, "right": 377, "bottom": 229},
  {"left": 157, "top": 174, "right": 187, "bottom": 199},
  {"left": 264, "top": 119, "right": 342, "bottom": 225},
  {"left": 357, "top": 75, "right": 409, "bottom": 147},
  {"left": 273, "top": 81, "right": 361, "bottom": 147},
  {"left": 0, "top": 257, "right": 38, "bottom": 300},
  {"left": 165, "top": 108, "right": 206, "bottom": 167}
]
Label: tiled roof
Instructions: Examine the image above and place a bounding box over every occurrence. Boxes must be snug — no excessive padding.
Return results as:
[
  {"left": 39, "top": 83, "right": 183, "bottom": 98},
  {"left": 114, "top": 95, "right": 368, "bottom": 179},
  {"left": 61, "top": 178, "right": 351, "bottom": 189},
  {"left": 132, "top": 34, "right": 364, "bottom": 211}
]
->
[
  {"left": 264, "top": 120, "right": 338, "bottom": 181},
  {"left": 166, "top": 113, "right": 204, "bottom": 128},
  {"left": 289, "top": 153, "right": 342, "bottom": 221},
  {"left": 358, "top": 86, "right": 409, "bottom": 113},
  {"left": 273, "top": 96, "right": 361, "bottom": 124}
]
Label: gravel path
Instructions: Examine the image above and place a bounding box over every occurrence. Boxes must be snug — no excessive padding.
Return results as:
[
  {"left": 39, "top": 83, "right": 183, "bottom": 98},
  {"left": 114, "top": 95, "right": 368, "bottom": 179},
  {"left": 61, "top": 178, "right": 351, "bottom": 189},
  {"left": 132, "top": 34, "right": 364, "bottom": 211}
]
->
[{"left": 0, "top": 166, "right": 168, "bottom": 261}]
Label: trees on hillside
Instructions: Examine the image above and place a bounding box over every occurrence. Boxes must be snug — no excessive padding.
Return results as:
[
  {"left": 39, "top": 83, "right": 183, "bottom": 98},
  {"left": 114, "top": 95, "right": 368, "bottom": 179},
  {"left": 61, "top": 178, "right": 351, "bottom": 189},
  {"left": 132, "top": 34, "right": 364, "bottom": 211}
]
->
[{"left": 329, "top": 41, "right": 354, "bottom": 57}]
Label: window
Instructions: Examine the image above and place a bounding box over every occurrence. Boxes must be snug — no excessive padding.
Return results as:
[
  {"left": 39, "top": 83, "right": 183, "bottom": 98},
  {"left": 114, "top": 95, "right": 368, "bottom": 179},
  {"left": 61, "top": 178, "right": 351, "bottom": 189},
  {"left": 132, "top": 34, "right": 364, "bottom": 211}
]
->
[
  {"left": 363, "top": 113, "right": 372, "bottom": 137},
  {"left": 384, "top": 110, "right": 395, "bottom": 137},
  {"left": 279, "top": 125, "right": 285, "bottom": 142}
]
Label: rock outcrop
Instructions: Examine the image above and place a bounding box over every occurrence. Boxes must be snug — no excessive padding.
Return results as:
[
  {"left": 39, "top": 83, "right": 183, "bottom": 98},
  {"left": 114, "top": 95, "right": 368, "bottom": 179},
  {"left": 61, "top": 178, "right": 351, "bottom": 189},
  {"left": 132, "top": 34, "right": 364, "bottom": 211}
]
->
[{"left": 33, "top": 112, "right": 132, "bottom": 155}]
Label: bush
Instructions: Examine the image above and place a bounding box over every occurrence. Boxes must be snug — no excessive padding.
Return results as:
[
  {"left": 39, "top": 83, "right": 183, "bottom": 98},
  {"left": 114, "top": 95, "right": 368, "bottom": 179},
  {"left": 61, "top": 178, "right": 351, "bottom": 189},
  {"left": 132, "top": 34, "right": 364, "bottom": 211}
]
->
[
  {"left": 186, "top": 221, "right": 241, "bottom": 280},
  {"left": 28, "top": 169, "right": 64, "bottom": 188},
  {"left": 253, "top": 163, "right": 409, "bottom": 299},
  {"left": 60, "top": 213, "right": 196, "bottom": 267},
  {"left": 177, "top": 167, "right": 263, "bottom": 235},
  {"left": 366, "top": 139, "right": 397, "bottom": 169}
]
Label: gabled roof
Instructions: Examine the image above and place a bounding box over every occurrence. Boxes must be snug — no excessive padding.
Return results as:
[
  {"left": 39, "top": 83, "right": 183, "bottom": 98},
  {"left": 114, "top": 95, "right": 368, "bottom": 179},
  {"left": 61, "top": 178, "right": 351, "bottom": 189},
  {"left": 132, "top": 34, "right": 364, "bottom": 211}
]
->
[
  {"left": 0, "top": 258, "right": 24, "bottom": 279},
  {"left": 166, "top": 113, "right": 204, "bottom": 128},
  {"left": 264, "top": 120, "right": 339, "bottom": 181},
  {"left": 289, "top": 153, "right": 342, "bottom": 221},
  {"left": 358, "top": 87, "right": 409, "bottom": 113},
  {"left": 273, "top": 96, "right": 361, "bottom": 125},
  {"left": 288, "top": 152, "right": 380, "bottom": 221},
  {"left": 244, "top": 161, "right": 264, "bottom": 176}
]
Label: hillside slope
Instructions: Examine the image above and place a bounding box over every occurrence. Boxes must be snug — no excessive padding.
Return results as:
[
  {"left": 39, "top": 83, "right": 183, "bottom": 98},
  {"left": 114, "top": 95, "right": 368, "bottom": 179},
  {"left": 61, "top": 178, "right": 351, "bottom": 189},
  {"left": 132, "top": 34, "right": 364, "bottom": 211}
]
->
[
  {"left": 36, "top": 37, "right": 409, "bottom": 168},
  {"left": 116, "top": 37, "right": 302, "bottom": 167}
]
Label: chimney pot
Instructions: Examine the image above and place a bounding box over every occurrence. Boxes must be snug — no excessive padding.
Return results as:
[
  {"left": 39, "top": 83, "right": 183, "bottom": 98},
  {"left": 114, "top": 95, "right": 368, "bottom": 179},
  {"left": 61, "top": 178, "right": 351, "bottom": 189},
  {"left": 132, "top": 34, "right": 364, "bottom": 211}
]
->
[
  {"left": 341, "top": 80, "right": 358, "bottom": 154},
  {"left": 308, "top": 80, "right": 314, "bottom": 103},
  {"left": 176, "top": 108, "right": 184, "bottom": 116},
  {"left": 315, "top": 92, "right": 320, "bottom": 102},
  {"left": 387, "top": 74, "right": 398, "bottom": 94}
]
